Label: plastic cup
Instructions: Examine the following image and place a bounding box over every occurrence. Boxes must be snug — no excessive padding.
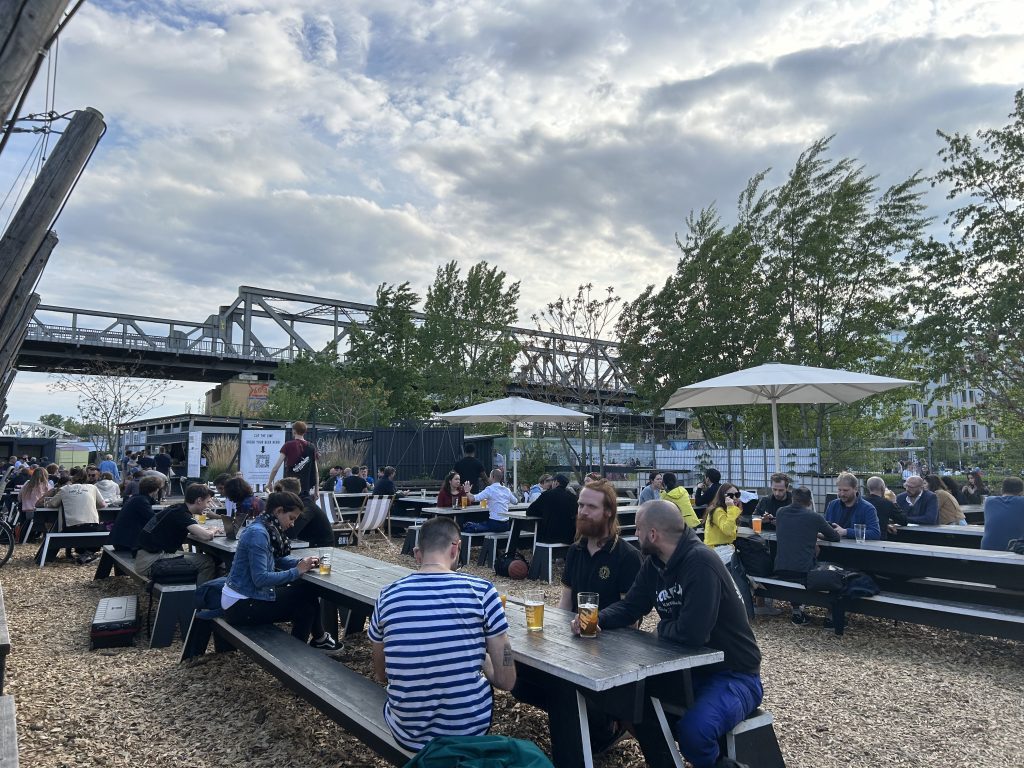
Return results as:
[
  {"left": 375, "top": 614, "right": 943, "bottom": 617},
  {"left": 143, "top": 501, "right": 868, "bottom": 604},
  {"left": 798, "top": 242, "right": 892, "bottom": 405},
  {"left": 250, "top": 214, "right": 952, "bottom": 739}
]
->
[
  {"left": 577, "top": 591, "right": 599, "bottom": 638},
  {"left": 752, "top": 516, "right": 762, "bottom": 533},
  {"left": 318, "top": 549, "right": 332, "bottom": 575},
  {"left": 524, "top": 590, "right": 544, "bottom": 631},
  {"left": 854, "top": 523, "right": 867, "bottom": 543},
  {"left": 197, "top": 512, "right": 207, "bottom": 525}
]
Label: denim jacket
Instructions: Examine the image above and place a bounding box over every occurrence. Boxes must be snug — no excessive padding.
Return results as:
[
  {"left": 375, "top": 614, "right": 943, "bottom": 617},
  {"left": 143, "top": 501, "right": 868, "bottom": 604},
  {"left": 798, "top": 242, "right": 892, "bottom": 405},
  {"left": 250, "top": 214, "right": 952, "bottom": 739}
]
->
[{"left": 226, "top": 520, "right": 301, "bottom": 601}]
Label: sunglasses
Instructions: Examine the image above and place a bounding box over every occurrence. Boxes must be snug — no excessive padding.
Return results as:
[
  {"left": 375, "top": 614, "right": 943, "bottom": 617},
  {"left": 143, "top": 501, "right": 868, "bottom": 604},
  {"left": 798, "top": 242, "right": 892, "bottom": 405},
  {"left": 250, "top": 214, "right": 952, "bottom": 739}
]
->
[{"left": 725, "top": 492, "right": 740, "bottom": 499}]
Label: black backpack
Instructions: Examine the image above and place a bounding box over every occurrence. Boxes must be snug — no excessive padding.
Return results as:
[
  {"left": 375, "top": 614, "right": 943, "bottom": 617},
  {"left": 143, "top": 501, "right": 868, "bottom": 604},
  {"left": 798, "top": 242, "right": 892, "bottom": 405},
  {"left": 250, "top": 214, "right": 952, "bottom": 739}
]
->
[{"left": 734, "top": 534, "right": 774, "bottom": 577}]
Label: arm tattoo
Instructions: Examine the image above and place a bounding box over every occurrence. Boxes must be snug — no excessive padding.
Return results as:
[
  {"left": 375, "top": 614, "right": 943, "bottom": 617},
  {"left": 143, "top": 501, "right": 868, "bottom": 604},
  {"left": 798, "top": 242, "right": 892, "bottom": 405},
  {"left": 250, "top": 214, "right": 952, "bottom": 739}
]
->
[{"left": 502, "top": 643, "right": 514, "bottom": 667}]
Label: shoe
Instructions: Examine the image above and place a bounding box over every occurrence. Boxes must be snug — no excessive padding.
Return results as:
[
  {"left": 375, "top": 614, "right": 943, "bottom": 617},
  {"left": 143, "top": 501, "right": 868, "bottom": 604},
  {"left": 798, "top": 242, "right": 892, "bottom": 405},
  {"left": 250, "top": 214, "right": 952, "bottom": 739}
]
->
[
  {"left": 791, "top": 613, "right": 810, "bottom": 626},
  {"left": 310, "top": 633, "right": 342, "bottom": 651},
  {"left": 76, "top": 552, "right": 98, "bottom": 565},
  {"left": 754, "top": 605, "right": 783, "bottom": 616}
]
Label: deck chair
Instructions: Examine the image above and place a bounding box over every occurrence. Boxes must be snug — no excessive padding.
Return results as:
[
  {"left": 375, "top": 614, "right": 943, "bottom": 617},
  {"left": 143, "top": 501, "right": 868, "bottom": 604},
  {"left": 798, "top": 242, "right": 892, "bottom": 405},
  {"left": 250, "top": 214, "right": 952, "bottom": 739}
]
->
[{"left": 355, "top": 494, "right": 395, "bottom": 548}]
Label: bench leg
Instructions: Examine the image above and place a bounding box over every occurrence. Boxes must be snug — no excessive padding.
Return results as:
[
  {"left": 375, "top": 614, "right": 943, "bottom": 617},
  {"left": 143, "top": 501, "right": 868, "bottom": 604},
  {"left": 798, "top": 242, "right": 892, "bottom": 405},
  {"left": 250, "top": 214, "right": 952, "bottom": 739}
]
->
[
  {"left": 575, "top": 690, "right": 595, "bottom": 768},
  {"left": 458, "top": 534, "right": 472, "bottom": 566},
  {"left": 646, "top": 697, "right": 686, "bottom": 768},
  {"left": 181, "top": 611, "right": 210, "bottom": 660},
  {"left": 150, "top": 590, "right": 194, "bottom": 649},
  {"left": 93, "top": 549, "right": 115, "bottom": 579},
  {"left": 728, "top": 721, "right": 785, "bottom": 768},
  {"left": 38, "top": 536, "right": 52, "bottom": 569}
]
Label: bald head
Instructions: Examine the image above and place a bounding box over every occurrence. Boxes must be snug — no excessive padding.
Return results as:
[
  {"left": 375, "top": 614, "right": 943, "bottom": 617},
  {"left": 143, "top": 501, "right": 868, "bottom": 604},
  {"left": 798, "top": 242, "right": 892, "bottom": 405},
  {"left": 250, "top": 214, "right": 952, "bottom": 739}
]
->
[{"left": 638, "top": 500, "right": 687, "bottom": 535}]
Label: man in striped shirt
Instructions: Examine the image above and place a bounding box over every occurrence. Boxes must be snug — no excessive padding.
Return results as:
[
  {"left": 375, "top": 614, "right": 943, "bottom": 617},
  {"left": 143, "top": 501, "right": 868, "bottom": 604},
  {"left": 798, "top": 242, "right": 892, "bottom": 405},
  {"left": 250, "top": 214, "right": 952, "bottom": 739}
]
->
[{"left": 369, "top": 516, "right": 516, "bottom": 751}]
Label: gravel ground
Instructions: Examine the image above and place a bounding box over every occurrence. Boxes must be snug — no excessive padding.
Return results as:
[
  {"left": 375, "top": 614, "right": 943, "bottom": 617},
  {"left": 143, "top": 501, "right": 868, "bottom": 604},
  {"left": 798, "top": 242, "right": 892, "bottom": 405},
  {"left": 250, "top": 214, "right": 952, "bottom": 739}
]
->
[{"left": 2, "top": 538, "right": 1022, "bottom": 768}]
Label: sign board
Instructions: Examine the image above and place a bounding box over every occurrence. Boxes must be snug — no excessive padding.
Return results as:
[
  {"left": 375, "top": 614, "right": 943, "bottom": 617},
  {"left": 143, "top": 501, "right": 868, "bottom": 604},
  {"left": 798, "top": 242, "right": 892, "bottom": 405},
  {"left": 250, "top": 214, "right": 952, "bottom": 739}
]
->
[
  {"left": 248, "top": 382, "right": 270, "bottom": 410},
  {"left": 187, "top": 431, "right": 203, "bottom": 477},
  {"left": 240, "top": 429, "right": 284, "bottom": 491}
]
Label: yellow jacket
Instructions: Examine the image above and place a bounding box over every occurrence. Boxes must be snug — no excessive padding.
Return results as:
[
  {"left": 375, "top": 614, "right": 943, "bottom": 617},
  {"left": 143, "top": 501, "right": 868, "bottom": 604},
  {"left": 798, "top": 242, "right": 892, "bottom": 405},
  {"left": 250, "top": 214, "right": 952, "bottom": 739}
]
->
[
  {"left": 704, "top": 504, "right": 741, "bottom": 547},
  {"left": 661, "top": 486, "right": 701, "bottom": 529}
]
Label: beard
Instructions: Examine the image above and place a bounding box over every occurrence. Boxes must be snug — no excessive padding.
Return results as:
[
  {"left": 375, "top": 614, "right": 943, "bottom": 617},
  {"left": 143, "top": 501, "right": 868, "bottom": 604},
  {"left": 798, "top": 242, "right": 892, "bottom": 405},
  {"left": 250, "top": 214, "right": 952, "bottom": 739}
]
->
[
  {"left": 640, "top": 538, "right": 658, "bottom": 557},
  {"left": 576, "top": 515, "right": 608, "bottom": 540}
]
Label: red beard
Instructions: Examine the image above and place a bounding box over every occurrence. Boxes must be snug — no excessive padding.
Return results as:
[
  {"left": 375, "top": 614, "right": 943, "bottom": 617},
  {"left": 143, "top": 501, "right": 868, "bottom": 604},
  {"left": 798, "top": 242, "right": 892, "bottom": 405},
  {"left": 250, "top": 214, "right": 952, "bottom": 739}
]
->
[{"left": 576, "top": 516, "right": 607, "bottom": 540}]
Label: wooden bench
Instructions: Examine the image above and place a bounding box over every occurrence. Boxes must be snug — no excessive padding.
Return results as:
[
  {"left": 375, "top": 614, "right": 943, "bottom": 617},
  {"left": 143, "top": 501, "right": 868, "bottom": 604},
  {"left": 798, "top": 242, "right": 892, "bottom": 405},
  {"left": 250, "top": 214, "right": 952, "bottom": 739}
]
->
[
  {"left": 0, "top": 585, "right": 10, "bottom": 695},
  {"left": 38, "top": 529, "right": 110, "bottom": 567},
  {"left": 650, "top": 696, "right": 784, "bottom": 768},
  {"left": 753, "top": 576, "right": 1024, "bottom": 642},
  {"left": 0, "top": 694, "right": 18, "bottom": 768},
  {"left": 186, "top": 618, "right": 414, "bottom": 766},
  {"left": 93, "top": 545, "right": 197, "bottom": 648}
]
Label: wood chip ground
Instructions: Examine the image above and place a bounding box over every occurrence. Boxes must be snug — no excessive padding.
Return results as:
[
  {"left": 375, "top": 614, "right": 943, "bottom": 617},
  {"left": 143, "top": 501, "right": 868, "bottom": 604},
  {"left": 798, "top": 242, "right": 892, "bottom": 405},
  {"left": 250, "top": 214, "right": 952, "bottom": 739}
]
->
[{"left": 1, "top": 538, "right": 1021, "bottom": 767}]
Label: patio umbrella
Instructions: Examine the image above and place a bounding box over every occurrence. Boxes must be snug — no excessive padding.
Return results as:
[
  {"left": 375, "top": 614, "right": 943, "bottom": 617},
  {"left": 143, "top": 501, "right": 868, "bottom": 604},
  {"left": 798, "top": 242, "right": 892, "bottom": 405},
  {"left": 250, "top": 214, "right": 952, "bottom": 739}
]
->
[
  {"left": 439, "top": 396, "right": 591, "bottom": 489},
  {"left": 662, "top": 363, "right": 915, "bottom": 473}
]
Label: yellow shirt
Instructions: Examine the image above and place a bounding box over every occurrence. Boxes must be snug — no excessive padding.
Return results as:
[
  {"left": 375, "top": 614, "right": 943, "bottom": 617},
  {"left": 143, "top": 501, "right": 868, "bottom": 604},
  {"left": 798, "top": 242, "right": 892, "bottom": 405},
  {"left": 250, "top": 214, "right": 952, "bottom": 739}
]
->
[
  {"left": 661, "top": 486, "right": 701, "bottom": 529},
  {"left": 704, "top": 504, "right": 741, "bottom": 547}
]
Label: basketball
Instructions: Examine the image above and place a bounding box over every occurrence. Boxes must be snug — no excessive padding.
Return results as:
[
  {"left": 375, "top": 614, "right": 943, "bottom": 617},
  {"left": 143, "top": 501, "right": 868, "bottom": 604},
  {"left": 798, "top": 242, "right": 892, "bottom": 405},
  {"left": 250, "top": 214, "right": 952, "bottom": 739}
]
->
[{"left": 508, "top": 558, "right": 529, "bottom": 580}]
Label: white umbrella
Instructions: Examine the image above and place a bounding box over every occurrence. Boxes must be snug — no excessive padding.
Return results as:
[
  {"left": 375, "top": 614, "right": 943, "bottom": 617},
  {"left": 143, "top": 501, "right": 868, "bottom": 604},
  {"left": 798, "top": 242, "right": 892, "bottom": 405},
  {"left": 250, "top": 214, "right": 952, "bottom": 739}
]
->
[
  {"left": 439, "top": 396, "right": 591, "bottom": 489},
  {"left": 662, "top": 363, "right": 915, "bottom": 473}
]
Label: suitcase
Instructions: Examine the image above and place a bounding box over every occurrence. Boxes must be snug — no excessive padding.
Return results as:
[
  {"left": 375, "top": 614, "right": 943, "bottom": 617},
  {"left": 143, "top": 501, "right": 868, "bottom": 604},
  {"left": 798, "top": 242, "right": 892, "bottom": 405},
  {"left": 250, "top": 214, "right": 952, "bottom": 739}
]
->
[{"left": 91, "top": 595, "right": 140, "bottom": 649}]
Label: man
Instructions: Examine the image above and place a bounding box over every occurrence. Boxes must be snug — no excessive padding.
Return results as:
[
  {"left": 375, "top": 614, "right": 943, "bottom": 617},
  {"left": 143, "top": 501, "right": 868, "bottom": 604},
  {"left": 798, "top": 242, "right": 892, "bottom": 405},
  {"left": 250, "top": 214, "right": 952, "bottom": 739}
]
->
[
  {"left": 594, "top": 500, "right": 763, "bottom": 768},
  {"left": 337, "top": 464, "right": 370, "bottom": 509},
  {"left": 134, "top": 484, "right": 217, "bottom": 583},
  {"left": 138, "top": 449, "right": 157, "bottom": 470},
  {"left": 824, "top": 473, "right": 881, "bottom": 540},
  {"left": 267, "top": 420, "right": 319, "bottom": 498},
  {"left": 463, "top": 468, "right": 517, "bottom": 533},
  {"left": 359, "top": 465, "right": 373, "bottom": 491},
  {"left": 452, "top": 443, "right": 486, "bottom": 493},
  {"left": 895, "top": 475, "right": 939, "bottom": 525},
  {"left": 154, "top": 447, "right": 173, "bottom": 476},
  {"left": 323, "top": 465, "right": 343, "bottom": 492},
  {"left": 527, "top": 473, "right": 554, "bottom": 502},
  {"left": 694, "top": 467, "right": 722, "bottom": 507},
  {"left": 110, "top": 475, "right": 164, "bottom": 552},
  {"left": 753, "top": 473, "right": 792, "bottom": 526},
  {"left": 981, "top": 477, "right": 1024, "bottom": 552},
  {"left": 864, "top": 476, "right": 906, "bottom": 539},
  {"left": 773, "top": 486, "right": 841, "bottom": 627},
  {"left": 38, "top": 466, "right": 108, "bottom": 564},
  {"left": 526, "top": 473, "right": 578, "bottom": 545},
  {"left": 368, "top": 516, "right": 515, "bottom": 751},
  {"left": 85, "top": 465, "right": 101, "bottom": 484},
  {"left": 638, "top": 471, "right": 663, "bottom": 505},
  {"left": 373, "top": 466, "right": 398, "bottom": 497},
  {"left": 514, "top": 478, "right": 642, "bottom": 765},
  {"left": 98, "top": 453, "right": 121, "bottom": 482},
  {"left": 120, "top": 449, "right": 133, "bottom": 477}
]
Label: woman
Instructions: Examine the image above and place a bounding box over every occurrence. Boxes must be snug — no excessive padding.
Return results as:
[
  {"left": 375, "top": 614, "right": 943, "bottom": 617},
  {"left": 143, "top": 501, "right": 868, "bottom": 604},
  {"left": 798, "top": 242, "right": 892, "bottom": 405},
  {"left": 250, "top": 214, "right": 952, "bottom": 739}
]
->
[
  {"left": 94, "top": 472, "right": 123, "bottom": 505},
  {"left": 660, "top": 472, "right": 701, "bottom": 528},
  {"left": 940, "top": 476, "right": 962, "bottom": 504},
  {"left": 960, "top": 471, "right": 988, "bottom": 505},
  {"left": 704, "top": 483, "right": 743, "bottom": 548},
  {"left": 925, "top": 474, "right": 966, "bottom": 525},
  {"left": 436, "top": 471, "right": 470, "bottom": 508},
  {"left": 222, "top": 491, "right": 341, "bottom": 650},
  {"left": 224, "top": 477, "right": 263, "bottom": 525},
  {"left": 18, "top": 467, "right": 50, "bottom": 535}
]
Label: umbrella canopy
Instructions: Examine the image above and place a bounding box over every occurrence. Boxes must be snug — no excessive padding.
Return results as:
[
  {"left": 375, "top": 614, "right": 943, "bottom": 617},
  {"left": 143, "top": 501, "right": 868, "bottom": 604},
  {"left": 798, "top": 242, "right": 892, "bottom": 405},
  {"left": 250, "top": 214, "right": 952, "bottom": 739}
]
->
[
  {"left": 663, "top": 363, "right": 915, "bottom": 472},
  {"left": 439, "top": 396, "right": 590, "bottom": 488}
]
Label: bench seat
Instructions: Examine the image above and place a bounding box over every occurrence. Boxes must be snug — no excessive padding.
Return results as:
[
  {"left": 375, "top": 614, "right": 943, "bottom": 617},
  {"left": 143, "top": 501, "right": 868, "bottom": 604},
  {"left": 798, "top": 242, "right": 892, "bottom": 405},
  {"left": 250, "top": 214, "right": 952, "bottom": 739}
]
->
[
  {"left": 651, "top": 699, "right": 783, "bottom": 768},
  {"left": 93, "top": 545, "right": 197, "bottom": 648},
  {"left": 198, "top": 618, "right": 413, "bottom": 766},
  {"left": 0, "top": 694, "right": 17, "bottom": 768},
  {"left": 753, "top": 576, "right": 1024, "bottom": 641},
  {"left": 0, "top": 585, "right": 10, "bottom": 695}
]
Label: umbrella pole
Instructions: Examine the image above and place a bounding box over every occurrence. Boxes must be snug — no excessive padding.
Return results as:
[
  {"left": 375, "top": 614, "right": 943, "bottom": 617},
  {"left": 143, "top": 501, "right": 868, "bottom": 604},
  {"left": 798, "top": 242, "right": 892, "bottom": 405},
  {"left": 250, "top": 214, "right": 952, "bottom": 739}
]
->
[
  {"left": 771, "top": 400, "right": 781, "bottom": 474},
  {"left": 512, "top": 422, "right": 518, "bottom": 491}
]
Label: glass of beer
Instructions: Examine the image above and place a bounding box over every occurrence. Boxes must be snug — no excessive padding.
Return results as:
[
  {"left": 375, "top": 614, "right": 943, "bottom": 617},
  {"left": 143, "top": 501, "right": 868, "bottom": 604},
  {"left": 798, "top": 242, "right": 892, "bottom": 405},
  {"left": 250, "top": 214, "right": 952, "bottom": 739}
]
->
[
  {"left": 480, "top": 498, "right": 488, "bottom": 509},
  {"left": 318, "top": 549, "right": 332, "bottom": 576},
  {"left": 524, "top": 590, "right": 544, "bottom": 631},
  {"left": 197, "top": 511, "right": 207, "bottom": 525},
  {"left": 500, "top": 593, "right": 507, "bottom": 611},
  {"left": 752, "top": 515, "right": 762, "bottom": 533},
  {"left": 577, "top": 591, "right": 599, "bottom": 639},
  {"left": 461, "top": 495, "right": 468, "bottom": 508}
]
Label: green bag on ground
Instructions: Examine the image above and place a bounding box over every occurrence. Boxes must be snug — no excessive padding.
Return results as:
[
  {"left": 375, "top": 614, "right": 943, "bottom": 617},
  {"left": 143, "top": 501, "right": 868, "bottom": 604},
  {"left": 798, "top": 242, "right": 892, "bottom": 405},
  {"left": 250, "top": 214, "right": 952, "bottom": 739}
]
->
[{"left": 402, "top": 735, "right": 554, "bottom": 768}]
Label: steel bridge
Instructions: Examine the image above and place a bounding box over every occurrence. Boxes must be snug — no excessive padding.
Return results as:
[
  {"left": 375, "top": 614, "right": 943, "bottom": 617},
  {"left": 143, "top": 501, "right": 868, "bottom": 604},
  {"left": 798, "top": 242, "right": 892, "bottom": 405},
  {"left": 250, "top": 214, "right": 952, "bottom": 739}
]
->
[{"left": 18, "top": 286, "right": 636, "bottom": 409}]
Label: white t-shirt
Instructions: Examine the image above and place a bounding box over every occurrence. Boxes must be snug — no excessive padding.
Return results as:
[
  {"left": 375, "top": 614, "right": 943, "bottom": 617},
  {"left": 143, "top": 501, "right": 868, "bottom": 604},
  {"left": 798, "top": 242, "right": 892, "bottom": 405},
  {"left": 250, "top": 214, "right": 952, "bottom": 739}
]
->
[
  {"left": 57, "top": 483, "right": 104, "bottom": 527},
  {"left": 475, "top": 483, "right": 517, "bottom": 522}
]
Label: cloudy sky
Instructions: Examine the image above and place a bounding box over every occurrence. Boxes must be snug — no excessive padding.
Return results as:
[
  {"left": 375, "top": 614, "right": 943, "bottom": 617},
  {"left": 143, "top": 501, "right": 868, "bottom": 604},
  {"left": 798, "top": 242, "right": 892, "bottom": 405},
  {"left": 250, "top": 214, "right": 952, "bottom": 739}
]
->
[{"left": 3, "top": 0, "right": 1023, "bottom": 423}]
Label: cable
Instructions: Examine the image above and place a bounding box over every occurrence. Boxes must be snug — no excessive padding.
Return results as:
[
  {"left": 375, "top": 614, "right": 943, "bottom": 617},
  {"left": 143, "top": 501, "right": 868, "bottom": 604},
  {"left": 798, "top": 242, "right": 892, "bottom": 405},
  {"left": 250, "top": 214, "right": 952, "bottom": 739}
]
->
[{"left": 1, "top": 132, "right": 45, "bottom": 231}]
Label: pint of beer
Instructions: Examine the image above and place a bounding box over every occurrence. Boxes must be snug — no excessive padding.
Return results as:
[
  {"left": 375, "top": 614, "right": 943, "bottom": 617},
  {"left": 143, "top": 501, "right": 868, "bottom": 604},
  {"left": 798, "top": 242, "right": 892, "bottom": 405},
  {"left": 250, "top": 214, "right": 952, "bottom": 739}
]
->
[
  {"left": 577, "top": 591, "right": 599, "bottom": 638},
  {"left": 318, "top": 550, "right": 332, "bottom": 576},
  {"left": 524, "top": 590, "right": 544, "bottom": 631},
  {"left": 752, "top": 515, "right": 763, "bottom": 533}
]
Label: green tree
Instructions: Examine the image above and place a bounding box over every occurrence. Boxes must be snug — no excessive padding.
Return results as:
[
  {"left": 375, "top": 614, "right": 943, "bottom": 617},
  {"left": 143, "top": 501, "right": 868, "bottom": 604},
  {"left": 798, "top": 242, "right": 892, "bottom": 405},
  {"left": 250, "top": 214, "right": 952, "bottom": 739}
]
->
[
  {"left": 417, "top": 260, "right": 521, "bottom": 411},
  {"left": 38, "top": 413, "right": 67, "bottom": 429},
  {"left": 347, "top": 282, "right": 427, "bottom": 419},
  {"left": 263, "top": 347, "right": 391, "bottom": 428},
  {"left": 907, "top": 89, "right": 1024, "bottom": 434}
]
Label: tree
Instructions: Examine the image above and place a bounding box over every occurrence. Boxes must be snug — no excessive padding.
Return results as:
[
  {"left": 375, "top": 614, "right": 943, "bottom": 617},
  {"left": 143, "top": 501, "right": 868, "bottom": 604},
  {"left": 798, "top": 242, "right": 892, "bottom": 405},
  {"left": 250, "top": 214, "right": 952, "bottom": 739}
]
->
[
  {"left": 906, "top": 89, "right": 1024, "bottom": 434},
  {"left": 262, "top": 347, "right": 391, "bottom": 428},
  {"left": 417, "top": 260, "right": 522, "bottom": 412},
  {"left": 526, "top": 283, "right": 621, "bottom": 476},
  {"left": 347, "top": 282, "right": 427, "bottom": 419},
  {"left": 48, "top": 363, "right": 180, "bottom": 452},
  {"left": 38, "top": 413, "right": 66, "bottom": 429}
]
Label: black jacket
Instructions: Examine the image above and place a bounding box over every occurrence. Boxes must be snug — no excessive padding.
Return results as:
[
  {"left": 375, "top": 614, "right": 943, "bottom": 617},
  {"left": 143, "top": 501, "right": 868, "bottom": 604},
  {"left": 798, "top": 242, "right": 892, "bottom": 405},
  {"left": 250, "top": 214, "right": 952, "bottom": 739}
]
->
[
  {"left": 599, "top": 527, "right": 761, "bottom": 675},
  {"left": 865, "top": 494, "right": 905, "bottom": 539},
  {"left": 529, "top": 486, "right": 577, "bottom": 544},
  {"left": 694, "top": 482, "right": 721, "bottom": 508}
]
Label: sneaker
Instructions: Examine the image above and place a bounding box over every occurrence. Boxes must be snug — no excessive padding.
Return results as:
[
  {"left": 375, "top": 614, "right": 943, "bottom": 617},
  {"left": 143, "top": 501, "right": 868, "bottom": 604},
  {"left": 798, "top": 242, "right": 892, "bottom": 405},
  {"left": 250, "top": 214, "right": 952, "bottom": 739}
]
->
[
  {"left": 823, "top": 617, "right": 835, "bottom": 631},
  {"left": 790, "top": 612, "right": 810, "bottom": 626},
  {"left": 76, "top": 552, "right": 98, "bottom": 565},
  {"left": 310, "top": 633, "right": 342, "bottom": 651},
  {"left": 754, "top": 605, "right": 783, "bottom": 616}
]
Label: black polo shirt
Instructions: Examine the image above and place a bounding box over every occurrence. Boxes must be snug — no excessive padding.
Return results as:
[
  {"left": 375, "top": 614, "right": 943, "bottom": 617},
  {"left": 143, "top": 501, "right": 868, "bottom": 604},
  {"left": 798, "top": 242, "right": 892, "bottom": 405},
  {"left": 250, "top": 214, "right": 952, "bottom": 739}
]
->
[{"left": 561, "top": 536, "right": 643, "bottom": 611}]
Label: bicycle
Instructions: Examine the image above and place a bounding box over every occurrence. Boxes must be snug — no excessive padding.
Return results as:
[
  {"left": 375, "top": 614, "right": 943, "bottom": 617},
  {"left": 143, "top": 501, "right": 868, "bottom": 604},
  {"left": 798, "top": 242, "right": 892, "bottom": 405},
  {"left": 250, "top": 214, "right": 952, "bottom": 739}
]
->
[{"left": 0, "top": 499, "right": 15, "bottom": 566}]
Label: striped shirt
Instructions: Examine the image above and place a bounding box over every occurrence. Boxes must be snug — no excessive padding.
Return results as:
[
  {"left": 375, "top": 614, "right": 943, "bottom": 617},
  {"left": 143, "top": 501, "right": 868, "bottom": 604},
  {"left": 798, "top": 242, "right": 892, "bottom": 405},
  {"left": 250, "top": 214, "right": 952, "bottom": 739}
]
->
[{"left": 368, "top": 572, "right": 508, "bottom": 751}]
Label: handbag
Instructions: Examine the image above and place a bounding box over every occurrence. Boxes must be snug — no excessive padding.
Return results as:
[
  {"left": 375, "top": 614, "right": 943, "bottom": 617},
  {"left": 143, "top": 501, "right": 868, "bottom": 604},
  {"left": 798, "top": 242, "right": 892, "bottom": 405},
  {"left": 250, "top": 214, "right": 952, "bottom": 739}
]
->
[
  {"left": 149, "top": 555, "right": 200, "bottom": 585},
  {"left": 494, "top": 551, "right": 529, "bottom": 579},
  {"left": 735, "top": 533, "right": 774, "bottom": 576},
  {"left": 805, "top": 563, "right": 847, "bottom": 592}
]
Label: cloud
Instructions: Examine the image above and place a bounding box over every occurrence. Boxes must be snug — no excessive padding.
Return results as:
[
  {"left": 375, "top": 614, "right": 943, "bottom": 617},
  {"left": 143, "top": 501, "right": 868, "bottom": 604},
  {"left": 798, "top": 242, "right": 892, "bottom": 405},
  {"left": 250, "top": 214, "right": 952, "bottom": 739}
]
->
[{"left": 3, "top": 0, "right": 1023, "bottom": 421}]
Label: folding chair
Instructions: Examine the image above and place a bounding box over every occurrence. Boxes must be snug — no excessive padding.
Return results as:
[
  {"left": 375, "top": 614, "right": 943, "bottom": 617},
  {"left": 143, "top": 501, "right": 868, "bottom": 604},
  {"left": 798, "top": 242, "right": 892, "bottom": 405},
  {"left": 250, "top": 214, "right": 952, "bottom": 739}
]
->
[{"left": 355, "top": 495, "right": 395, "bottom": 548}]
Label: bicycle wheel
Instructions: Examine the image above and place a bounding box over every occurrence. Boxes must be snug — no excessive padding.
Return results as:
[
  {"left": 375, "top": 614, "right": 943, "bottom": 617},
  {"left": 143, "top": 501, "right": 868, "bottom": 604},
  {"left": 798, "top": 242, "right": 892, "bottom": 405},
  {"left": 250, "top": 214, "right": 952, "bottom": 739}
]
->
[{"left": 0, "top": 522, "right": 14, "bottom": 567}]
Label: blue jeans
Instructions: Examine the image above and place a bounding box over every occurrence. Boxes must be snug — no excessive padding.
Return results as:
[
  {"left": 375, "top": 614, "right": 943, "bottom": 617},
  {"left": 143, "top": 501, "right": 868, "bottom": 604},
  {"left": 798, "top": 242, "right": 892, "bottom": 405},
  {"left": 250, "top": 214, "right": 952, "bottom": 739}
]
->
[
  {"left": 462, "top": 519, "right": 511, "bottom": 533},
  {"left": 675, "top": 670, "right": 763, "bottom": 768}
]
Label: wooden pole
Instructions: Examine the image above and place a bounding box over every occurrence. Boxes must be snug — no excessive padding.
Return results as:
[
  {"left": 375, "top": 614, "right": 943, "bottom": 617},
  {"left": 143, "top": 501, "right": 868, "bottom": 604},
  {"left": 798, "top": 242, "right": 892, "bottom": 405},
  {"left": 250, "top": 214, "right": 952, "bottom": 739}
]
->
[
  {"left": 0, "top": 107, "right": 105, "bottom": 312},
  {"left": 0, "top": 230, "right": 57, "bottom": 358},
  {"left": 0, "top": 0, "right": 70, "bottom": 126}
]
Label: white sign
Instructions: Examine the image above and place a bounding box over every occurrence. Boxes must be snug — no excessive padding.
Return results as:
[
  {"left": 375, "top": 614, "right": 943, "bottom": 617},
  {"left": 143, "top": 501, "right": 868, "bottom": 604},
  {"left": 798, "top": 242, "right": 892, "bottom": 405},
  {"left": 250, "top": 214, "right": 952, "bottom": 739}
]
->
[
  {"left": 187, "top": 431, "right": 203, "bottom": 477},
  {"left": 240, "top": 429, "right": 285, "bottom": 491}
]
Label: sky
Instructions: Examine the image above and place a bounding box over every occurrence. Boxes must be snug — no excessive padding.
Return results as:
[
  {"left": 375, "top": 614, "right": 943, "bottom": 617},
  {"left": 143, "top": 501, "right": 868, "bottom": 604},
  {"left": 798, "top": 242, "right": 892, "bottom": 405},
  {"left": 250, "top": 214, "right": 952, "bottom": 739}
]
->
[{"left": 3, "top": 0, "right": 1023, "bottom": 424}]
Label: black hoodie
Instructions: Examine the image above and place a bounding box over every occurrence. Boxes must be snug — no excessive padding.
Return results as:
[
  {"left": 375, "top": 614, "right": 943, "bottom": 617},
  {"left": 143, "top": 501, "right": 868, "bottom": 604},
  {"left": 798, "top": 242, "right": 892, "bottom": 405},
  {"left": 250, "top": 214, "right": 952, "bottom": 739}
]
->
[{"left": 599, "top": 527, "right": 761, "bottom": 676}]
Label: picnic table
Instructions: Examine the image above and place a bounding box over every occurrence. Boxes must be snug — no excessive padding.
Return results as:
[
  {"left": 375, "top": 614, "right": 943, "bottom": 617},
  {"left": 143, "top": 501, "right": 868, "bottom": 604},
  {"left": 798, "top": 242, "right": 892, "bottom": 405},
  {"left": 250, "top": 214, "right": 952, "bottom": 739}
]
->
[
  {"left": 303, "top": 548, "right": 730, "bottom": 768},
  {"left": 892, "top": 524, "right": 984, "bottom": 548},
  {"left": 960, "top": 503, "right": 984, "bottom": 524}
]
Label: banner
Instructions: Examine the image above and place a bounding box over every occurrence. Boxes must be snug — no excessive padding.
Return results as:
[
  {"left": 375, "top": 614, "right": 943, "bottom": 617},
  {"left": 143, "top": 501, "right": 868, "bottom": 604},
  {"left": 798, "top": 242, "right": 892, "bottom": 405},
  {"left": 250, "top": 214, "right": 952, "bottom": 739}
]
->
[
  {"left": 240, "top": 429, "right": 285, "bottom": 491},
  {"left": 187, "top": 431, "right": 203, "bottom": 477}
]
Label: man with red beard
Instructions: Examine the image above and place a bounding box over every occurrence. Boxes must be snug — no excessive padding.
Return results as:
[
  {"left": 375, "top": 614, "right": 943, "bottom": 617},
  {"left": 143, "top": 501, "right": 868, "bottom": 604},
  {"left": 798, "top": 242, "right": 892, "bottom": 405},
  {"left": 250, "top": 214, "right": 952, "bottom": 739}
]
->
[{"left": 513, "top": 479, "right": 642, "bottom": 766}]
